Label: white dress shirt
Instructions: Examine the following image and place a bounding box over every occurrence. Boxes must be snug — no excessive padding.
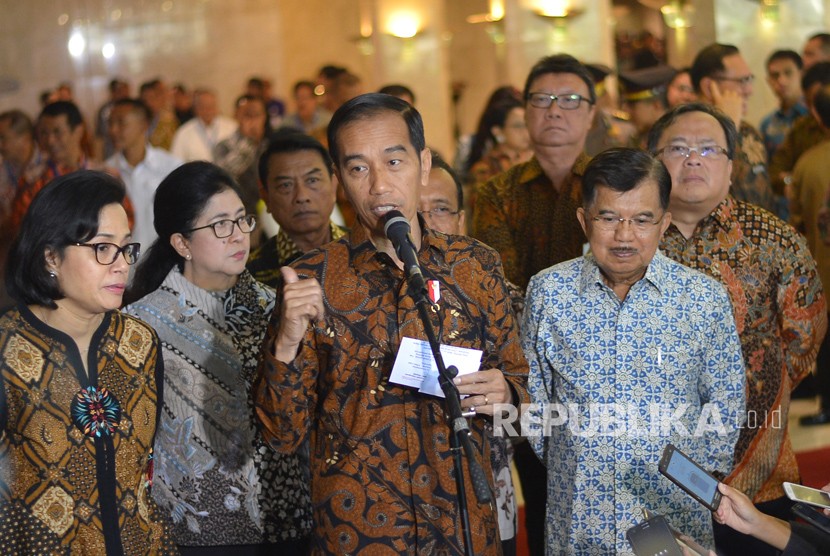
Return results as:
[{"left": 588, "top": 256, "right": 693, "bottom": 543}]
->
[{"left": 108, "top": 145, "right": 183, "bottom": 250}]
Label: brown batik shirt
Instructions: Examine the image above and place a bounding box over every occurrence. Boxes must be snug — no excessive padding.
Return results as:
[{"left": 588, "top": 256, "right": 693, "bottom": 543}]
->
[
  {"left": 660, "top": 196, "right": 827, "bottom": 503},
  {"left": 253, "top": 223, "right": 529, "bottom": 555},
  {"left": 731, "top": 121, "right": 776, "bottom": 214},
  {"left": 472, "top": 154, "right": 589, "bottom": 290}
]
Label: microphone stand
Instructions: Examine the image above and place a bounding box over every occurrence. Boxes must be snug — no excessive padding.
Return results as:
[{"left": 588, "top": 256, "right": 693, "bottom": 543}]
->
[{"left": 410, "top": 284, "right": 492, "bottom": 556}]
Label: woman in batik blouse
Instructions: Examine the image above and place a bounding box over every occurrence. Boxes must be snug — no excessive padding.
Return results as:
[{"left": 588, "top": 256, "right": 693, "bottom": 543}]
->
[
  {"left": 0, "top": 171, "right": 177, "bottom": 555},
  {"left": 124, "top": 161, "right": 311, "bottom": 556}
]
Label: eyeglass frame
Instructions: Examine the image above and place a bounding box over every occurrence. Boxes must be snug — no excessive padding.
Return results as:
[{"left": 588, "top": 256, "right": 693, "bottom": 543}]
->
[
  {"left": 589, "top": 212, "right": 666, "bottom": 234},
  {"left": 526, "top": 92, "right": 593, "bottom": 110},
  {"left": 712, "top": 74, "right": 755, "bottom": 87},
  {"left": 655, "top": 145, "right": 729, "bottom": 160},
  {"left": 418, "top": 207, "right": 460, "bottom": 220},
  {"left": 184, "top": 214, "right": 257, "bottom": 238},
  {"left": 73, "top": 242, "right": 142, "bottom": 265}
]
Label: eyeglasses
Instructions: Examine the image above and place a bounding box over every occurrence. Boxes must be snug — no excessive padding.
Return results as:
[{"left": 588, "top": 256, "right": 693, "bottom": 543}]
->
[
  {"left": 590, "top": 213, "right": 665, "bottom": 234},
  {"left": 670, "top": 84, "right": 695, "bottom": 94},
  {"left": 656, "top": 145, "right": 729, "bottom": 160},
  {"left": 74, "top": 242, "right": 141, "bottom": 265},
  {"left": 714, "top": 74, "right": 754, "bottom": 87},
  {"left": 185, "top": 214, "right": 257, "bottom": 238},
  {"left": 527, "top": 92, "right": 592, "bottom": 110},
  {"left": 418, "top": 207, "right": 460, "bottom": 220}
]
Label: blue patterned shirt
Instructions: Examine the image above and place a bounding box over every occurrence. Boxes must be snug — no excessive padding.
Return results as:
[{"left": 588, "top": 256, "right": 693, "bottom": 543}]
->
[
  {"left": 760, "top": 101, "right": 808, "bottom": 162},
  {"left": 522, "top": 252, "right": 746, "bottom": 555}
]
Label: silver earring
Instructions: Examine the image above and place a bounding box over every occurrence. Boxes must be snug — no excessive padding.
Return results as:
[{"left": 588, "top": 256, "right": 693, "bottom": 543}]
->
[{"left": 49, "top": 271, "right": 56, "bottom": 278}]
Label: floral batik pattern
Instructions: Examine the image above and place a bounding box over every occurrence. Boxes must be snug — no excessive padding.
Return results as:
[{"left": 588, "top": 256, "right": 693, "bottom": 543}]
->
[
  {"left": 660, "top": 196, "right": 827, "bottom": 502},
  {"left": 254, "top": 224, "right": 529, "bottom": 555},
  {"left": 523, "top": 252, "right": 746, "bottom": 555}
]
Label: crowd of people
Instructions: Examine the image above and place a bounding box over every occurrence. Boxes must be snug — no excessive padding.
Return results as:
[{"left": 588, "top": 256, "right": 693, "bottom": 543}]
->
[{"left": 0, "top": 33, "right": 829, "bottom": 556}]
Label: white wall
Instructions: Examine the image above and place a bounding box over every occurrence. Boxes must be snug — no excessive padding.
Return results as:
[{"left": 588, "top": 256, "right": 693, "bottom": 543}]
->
[{"left": 2, "top": 0, "right": 829, "bottom": 158}]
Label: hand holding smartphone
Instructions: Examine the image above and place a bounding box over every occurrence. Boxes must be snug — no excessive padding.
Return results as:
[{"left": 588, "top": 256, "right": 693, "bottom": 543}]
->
[
  {"left": 658, "top": 444, "right": 722, "bottom": 511},
  {"left": 783, "top": 482, "right": 830, "bottom": 510}
]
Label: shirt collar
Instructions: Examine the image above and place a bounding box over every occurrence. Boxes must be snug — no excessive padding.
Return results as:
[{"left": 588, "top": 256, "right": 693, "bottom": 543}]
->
[
  {"left": 348, "top": 214, "right": 443, "bottom": 267},
  {"left": 703, "top": 195, "right": 735, "bottom": 233},
  {"left": 578, "top": 251, "right": 667, "bottom": 296},
  {"left": 277, "top": 221, "right": 346, "bottom": 263}
]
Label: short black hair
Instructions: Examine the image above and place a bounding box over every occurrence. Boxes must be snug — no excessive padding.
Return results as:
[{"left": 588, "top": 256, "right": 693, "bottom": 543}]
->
[
  {"left": 801, "top": 61, "right": 830, "bottom": 94},
  {"left": 646, "top": 102, "right": 739, "bottom": 160},
  {"left": 235, "top": 94, "right": 265, "bottom": 110},
  {"left": 319, "top": 65, "right": 347, "bottom": 80},
  {"left": 523, "top": 54, "right": 596, "bottom": 105},
  {"left": 327, "top": 93, "right": 425, "bottom": 167},
  {"left": 139, "top": 78, "right": 162, "bottom": 95},
  {"left": 40, "top": 100, "right": 83, "bottom": 129},
  {"left": 766, "top": 49, "right": 803, "bottom": 71},
  {"left": 690, "top": 43, "right": 740, "bottom": 92},
  {"left": 813, "top": 84, "right": 830, "bottom": 128},
  {"left": 108, "top": 78, "right": 127, "bottom": 93},
  {"left": 0, "top": 109, "right": 34, "bottom": 137},
  {"left": 6, "top": 171, "right": 126, "bottom": 307},
  {"left": 378, "top": 84, "right": 416, "bottom": 104},
  {"left": 293, "top": 80, "right": 315, "bottom": 95},
  {"left": 258, "top": 129, "right": 334, "bottom": 189},
  {"left": 430, "top": 152, "right": 463, "bottom": 210},
  {"left": 111, "top": 98, "right": 152, "bottom": 123},
  {"left": 808, "top": 33, "right": 830, "bottom": 51},
  {"left": 582, "top": 147, "right": 671, "bottom": 211}
]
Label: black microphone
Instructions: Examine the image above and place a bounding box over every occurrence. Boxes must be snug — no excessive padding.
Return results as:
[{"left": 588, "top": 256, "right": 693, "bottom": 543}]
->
[{"left": 382, "top": 210, "right": 427, "bottom": 296}]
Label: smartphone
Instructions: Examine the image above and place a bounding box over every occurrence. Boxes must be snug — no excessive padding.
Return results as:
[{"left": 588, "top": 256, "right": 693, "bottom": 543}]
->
[
  {"left": 671, "top": 529, "right": 709, "bottom": 556},
  {"left": 626, "top": 515, "right": 685, "bottom": 556},
  {"left": 658, "top": 444, "right": 722, "bottom": 511},
  {"left": 792, "top": 502, "right": 830, "bottom": 536},
  {"left": 783, "top": 482, "right": 830, "bottom": 510}
]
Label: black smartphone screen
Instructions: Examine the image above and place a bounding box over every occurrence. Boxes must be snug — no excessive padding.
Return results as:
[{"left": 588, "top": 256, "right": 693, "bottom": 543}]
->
[
  {"left": 627, "top": 515, "right": 685, "bottom": 556},
  {"left": 792, "top": 502, "right": 830, "bottom": 536},
  {"left": 659, "top": 444, "right": 721, "bottom": 510}
]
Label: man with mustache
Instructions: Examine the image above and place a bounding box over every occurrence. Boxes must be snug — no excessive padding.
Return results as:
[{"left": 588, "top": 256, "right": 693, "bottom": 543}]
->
[{"left": 523, "top": 147, "right": 745, "bottom": 554}]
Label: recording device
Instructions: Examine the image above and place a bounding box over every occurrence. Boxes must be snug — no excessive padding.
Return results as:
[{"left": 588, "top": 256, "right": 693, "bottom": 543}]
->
[
  {"left": 626, "top": 515, "right": 684, "bottom": 556},
  {"left": 784, "top": 482, "right": 830, "bottom": 510},
  {"left": 658, "top": 444, "right": 722, "bottom": 511},
  {"left": 383, "top": 210, "right": 426, "bottom": 295},
  {"left": 792, "top": 502, "right": 830, "bottom": 536}
]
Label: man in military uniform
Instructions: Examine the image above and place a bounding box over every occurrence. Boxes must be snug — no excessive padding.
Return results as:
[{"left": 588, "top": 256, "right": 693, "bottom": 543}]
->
[
  {"left": 584, "top": 63, "right": 637, "bottom": 156},
  {"left": 618, "top": 65, "right": 675, "bottom": 149}
]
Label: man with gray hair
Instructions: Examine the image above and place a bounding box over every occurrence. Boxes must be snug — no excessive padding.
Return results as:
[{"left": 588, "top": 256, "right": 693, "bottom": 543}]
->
[{"left": 170, "top": 88, "right": 237, "bottom": 162}]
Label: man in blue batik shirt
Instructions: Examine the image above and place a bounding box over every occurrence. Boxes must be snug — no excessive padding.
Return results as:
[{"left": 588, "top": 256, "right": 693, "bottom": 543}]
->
[{"left": 521, "top": 147, "right": 746, "bottom": 555}]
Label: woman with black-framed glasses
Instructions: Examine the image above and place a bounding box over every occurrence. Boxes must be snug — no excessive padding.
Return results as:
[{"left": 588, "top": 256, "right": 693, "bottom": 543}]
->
[
  {"left": 0, "top": 171, "right": 177, "bottom": 554},
  {"left": 124, "top": 161, "right": 311, "bottom": 556}
]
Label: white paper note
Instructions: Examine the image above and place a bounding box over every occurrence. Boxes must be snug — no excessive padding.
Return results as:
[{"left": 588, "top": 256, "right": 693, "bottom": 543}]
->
[{"left": 389, "top": 336, "right": 483, "bottom": 398}]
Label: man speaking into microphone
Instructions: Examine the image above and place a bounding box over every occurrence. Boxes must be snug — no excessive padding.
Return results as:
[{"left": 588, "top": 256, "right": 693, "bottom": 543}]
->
[{"left": 253, "top": 93, "right": 529, "bottom": 555}]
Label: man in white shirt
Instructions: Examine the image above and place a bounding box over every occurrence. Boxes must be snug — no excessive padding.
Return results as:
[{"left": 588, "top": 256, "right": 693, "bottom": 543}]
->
[
  {"left": 170, "top": 88, "right": 237, "bottom": 162},
  {"left": 107, "top": 99, "right": 182, "bottom": 250}
]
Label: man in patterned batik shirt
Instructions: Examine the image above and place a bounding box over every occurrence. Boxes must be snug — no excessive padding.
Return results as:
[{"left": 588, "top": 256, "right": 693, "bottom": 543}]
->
[
  {"left": 523, "top": 147, "right": 746, "bottom": 555},
  {"left": 253, "top": 94, "right": 529, "bottom": 555},
  {"left": 648, "top": 103, "right": 827, "bottom": 556},
  {"left": 689, "top": 43, "right": 778, "bottom": 215},
  {"left": 246, "top": 130, "right": 347, "bottom": 288},
  {"left": 419, "top": 152, "right": 520, "bottom": 556}
]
